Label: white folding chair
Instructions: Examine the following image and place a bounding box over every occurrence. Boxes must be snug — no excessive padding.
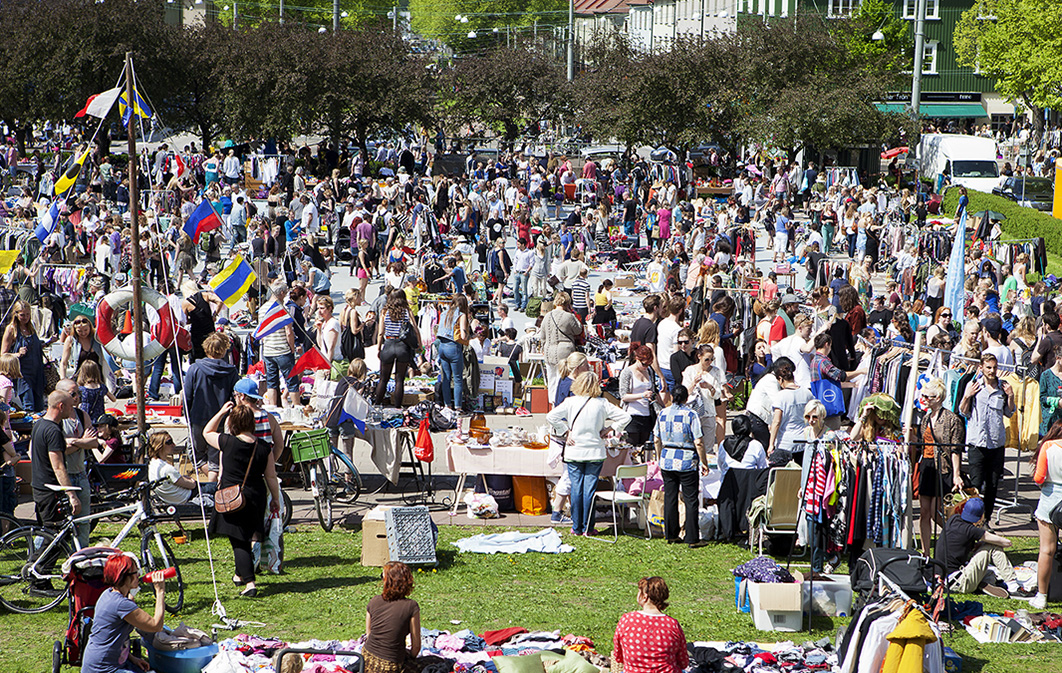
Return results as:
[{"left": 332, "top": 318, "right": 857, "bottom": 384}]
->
[{"left": 592, "top": 463, "right": 652, "bottom": 543}]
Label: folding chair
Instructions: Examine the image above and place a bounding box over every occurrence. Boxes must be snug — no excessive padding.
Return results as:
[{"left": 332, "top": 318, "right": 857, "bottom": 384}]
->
[
  {"left": 757, "top": 467, "right": 802, "bottom": 556},
  {"left": 592, "top": 464, "right": 652, "bottom": 543}
]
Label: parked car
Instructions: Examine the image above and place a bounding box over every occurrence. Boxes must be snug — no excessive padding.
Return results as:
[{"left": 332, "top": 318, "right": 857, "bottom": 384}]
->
[{"left": 992, "top": 176, "right": 1055, "bottom": 212}]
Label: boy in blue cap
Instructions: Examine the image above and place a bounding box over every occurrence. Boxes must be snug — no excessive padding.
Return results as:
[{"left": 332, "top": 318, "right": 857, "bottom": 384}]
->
[{"left": 935, "top": 497, "right": 1024, "bottom": 598}]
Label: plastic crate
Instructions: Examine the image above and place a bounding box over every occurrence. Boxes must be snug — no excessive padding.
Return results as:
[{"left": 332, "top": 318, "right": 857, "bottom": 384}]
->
[
  {"left": 384, "top": 506, "right": 437, "bottom": 566},
  {"left": 290, "top": 429, "right": 331, "bottom": 464}
]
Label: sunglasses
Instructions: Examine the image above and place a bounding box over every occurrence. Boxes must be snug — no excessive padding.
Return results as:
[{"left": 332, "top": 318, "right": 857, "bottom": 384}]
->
[
  {"left": 804, "top": 414, "right": 821, "bottom": 420},
  {"left": 677, "top": 340, "right": 690, "bottom": 344}
]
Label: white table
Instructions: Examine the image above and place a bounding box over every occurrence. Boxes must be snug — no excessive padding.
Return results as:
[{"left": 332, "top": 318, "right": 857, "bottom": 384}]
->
[{"left": 446, "top": 441, "right": 629, "bottom": 514}]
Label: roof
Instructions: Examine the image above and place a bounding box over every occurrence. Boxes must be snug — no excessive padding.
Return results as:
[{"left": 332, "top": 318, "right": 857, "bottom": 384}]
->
[{"left": 574, "top": 0, "right": 632, "bottom": 15}]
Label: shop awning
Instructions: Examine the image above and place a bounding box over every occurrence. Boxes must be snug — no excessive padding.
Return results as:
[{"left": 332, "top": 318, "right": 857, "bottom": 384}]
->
[{"left": 874, "top": 102, "right": 988, "bottom": 118}]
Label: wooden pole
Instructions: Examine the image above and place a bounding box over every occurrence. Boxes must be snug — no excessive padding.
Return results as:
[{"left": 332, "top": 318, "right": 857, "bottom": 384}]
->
[{"left": 125, "top": 51, "right": 146, "bottom": 440}]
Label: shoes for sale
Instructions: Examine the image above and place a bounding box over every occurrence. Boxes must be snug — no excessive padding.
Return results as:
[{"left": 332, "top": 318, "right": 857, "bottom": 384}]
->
[{"left": 981, "top": 584, "right": 1009, "bottom": 599}]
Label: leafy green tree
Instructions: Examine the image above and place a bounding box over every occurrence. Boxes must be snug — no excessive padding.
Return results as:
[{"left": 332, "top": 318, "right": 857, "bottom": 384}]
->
[
  {"left": 575, "top": 32, "right": 740, "bottom": 155},
  {"left": 441, "top": 44, "right": 569, "bottom": 143},
  {"left": 214, "top": 0, "right": 399, "bottom": 29},
  {"left": 157, "top": 23, "right": 228, "bottom": 150},
  {"left": 838, "top": 0, "right": 912, "bottom": 72},
  {"left": 954, "top": 0, "right": 1062, "bottom": 142},
  {"left": 410, "top": 0, "right": 565, "bottom": 52}
]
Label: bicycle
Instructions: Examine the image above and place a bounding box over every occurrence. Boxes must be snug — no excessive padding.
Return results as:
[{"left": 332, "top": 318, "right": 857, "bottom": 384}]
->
[
  {"left": 288, "top": 429, "right": 362, "bottom": 532},
  {"left": 0, "top": 480, "right": 184, "bottom": 614}
]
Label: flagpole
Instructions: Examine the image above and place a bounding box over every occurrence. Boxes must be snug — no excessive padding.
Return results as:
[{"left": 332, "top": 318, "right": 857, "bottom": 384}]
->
[{"left": 126, "top": 51, "right": 147, "bottom": 442}]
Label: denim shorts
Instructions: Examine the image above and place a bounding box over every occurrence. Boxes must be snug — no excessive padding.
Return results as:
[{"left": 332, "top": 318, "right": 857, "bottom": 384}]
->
[{"left": 264, "top": 352, "right": 297, "bottom": 391}]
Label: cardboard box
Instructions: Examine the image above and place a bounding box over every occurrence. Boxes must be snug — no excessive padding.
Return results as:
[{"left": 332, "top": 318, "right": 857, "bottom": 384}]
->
[
  {"left": 802, "top": 573, "right": 853, "bottom": 617},
  {"left": 362, "top": 514, "right": 391, "bottom": 567},
  {"left": 402, "top": 392, "right": 433, "bottom": 406},
  {"left": 747, "top": 572, "right": 804, "bottom": 632},
  {"left": 614, "top": 275, "right": 635, "bottom": 288}
]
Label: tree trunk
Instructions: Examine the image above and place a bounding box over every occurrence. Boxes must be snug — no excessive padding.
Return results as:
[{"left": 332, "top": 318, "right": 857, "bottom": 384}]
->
[
  {"left": 503, "top": 120, "right": 518, "bottom": 143},
  {"left": 356, "top": 121, "right": 369, "bottom": 158},
  {"left": 199, "top": 123, "right": 213, "bottom": 154},
  {"left": 13, "top": 123, "right": 28, "bottom": 157}
]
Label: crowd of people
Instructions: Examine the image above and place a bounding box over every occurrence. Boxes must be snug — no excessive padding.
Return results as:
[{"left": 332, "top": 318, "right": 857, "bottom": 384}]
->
[{"left": 1, "top": 125, "right": 1059, "bottom": 620}]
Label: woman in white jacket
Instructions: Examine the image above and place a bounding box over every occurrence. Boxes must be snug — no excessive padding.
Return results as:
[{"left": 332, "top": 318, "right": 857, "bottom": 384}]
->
[{"left": 546, "top": 371, "right": 632, "bottom": 536}]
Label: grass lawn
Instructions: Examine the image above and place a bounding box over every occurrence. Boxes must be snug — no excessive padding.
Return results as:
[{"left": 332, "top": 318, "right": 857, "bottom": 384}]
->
[{"left": 2, "top": 523, "right": 1060, "bottom": 672}]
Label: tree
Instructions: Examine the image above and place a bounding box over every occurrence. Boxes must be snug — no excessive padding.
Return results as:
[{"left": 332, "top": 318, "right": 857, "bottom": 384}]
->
[
  {"left": 409, "top": 0, "right": 565, "bottom": 53},
  {"left": 839, "top": 0, "right": 911, "bottom": 73},
  {"left": 727, "top": 16, "right": 914, "bottom": 158},
  {"left": 0, "top": 0, "right": 175, "bottom": 152},
  {"left": 955, "top": 0, "right": 1062, "bottom": 142},
  {"left": 214, "top": 0, "right": 399, "bottom": 30},
  {"left": 441, "top": 45, "right": 569, "bottom": 143},
  {"left": 575, "top": 32, "right": 741, "bottom": 155},
  {"left": 158, "top": 23, "right": 228, "bottom": 150},
  {"left": 312, "top": 27, "right": 437, "bottom": 153}
]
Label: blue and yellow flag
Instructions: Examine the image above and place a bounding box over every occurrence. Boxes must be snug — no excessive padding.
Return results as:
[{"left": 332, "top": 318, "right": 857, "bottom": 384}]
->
[
  {"left": 208, "top": 256, "right": 257, "bottom": 308},
  {"left": 119, "top": 87, "right": 153, "bottom": 125}
]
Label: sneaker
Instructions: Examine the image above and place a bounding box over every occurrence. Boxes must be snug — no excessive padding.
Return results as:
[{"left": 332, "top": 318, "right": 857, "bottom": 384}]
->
[
  {"left": 1030, "top": 593, "right": 1048, "bottom": 610},
  {"left": 982, "top": 584, "right": 1009, "bottom": 599},
  {"left": 550, "top": 514, "right": 572, "bottom": 525}
]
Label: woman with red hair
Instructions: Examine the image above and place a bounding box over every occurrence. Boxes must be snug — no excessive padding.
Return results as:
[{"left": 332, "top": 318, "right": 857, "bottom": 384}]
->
[
  {"left": 363, "top": 561, "right": 422, "bottom": 673},
  {"left": 80, "top": 553, "right": 167, "bottom": 673}
]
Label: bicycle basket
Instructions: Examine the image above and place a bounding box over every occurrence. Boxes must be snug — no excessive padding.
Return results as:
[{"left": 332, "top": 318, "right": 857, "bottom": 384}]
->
[{"left": 290, "top": 429, "right": 331, "bottom": 464}]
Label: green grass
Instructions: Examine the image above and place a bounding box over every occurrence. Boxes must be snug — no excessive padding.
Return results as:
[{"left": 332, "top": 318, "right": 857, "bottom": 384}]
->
[{"left": 1, "top": 523, "right": 1060, "bottom": 672}]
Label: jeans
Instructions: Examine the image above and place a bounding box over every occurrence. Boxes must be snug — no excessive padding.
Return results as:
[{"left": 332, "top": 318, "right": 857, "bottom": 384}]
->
[
  {"left": 566, "top": 460, "right": 604, "bottom": 535},
  {"left": 662, "top": 468, "right": 700, "bottom": 543},
  {"left": 263, "top": 352, "right": 296, "bottom": 393},
  {"left": 72, "top": 472, "right": 90, "bottom": 549},
  {"left": 512, "top": 271, "right": 529, "bottom": 310},
  {"left": 968, "top": 445, "right": 1005, "bottom": 519},
  {"left": 661, "top": 368, "right": 675, "bottom": 392},
  {"left": 148, "top": 349, "right": 183, "bottom": 400},
  {"left": 438, "top": 338, "right": 464, "bottom": 409},
  {"left": 375, "top": 339, "right": 412, "bottom": 407},
  {"left": 822, "top": 224, "right": 834, "bottom": 256}
]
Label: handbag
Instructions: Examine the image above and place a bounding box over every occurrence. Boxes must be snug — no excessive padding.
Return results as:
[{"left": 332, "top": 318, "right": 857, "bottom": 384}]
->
[
  {"left": 1050, "top": 499, "right": 1062, "bottom": 529},
  {"left": 43, "top": 358, "right": 60, "bottom": 394},
  {"left": 398, "top": 318, "right": 419, "bottom": 352},
  {"left": 810, "top": 378, "right": 845, "bottom": 416},
  {"left": 215, "top": 443, "right": 258, "bottom": 514}
]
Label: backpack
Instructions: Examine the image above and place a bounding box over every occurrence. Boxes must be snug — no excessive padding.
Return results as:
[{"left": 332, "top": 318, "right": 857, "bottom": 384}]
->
[{"left": 525, "top": 296, "right": 542, "bottom": 318}]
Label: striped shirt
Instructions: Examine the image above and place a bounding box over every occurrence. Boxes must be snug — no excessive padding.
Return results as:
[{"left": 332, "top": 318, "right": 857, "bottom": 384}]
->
[
  {"left": 383, "top": 309, "right": 411, "bottom": 338},
  {"left": 570, "top": 278, "right": 591, "bottom": 310},
  {"left": 254, "top": 409, "right": 276, "bottom": 447}
]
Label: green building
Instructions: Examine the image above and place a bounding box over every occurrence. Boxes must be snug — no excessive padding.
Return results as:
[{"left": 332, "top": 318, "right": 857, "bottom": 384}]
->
[{"left": 733, "top": 0, "right": 1014, "bottom": 131}]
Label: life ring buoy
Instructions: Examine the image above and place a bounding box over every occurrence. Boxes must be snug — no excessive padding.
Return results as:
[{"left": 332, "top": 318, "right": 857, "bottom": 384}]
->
[{"left": 96, "top": 287, "right": 175, "bottom": 362}]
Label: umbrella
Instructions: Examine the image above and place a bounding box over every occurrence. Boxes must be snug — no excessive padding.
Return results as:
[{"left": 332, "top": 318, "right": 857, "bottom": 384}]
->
[
  {"left": 972, "top": 210, "right": 1006, "bottom": 221},
  {"left": 880, "top": 147, "right": 910, "bottom": 160},
  {"left": 745, "top": 165, "right": 763, "bottom": 176}
]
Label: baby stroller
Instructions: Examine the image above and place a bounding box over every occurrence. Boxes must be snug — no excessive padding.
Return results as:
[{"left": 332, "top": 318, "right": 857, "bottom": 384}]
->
[{"left": 52, "top": 546, "right": 140, "bottom": 673}]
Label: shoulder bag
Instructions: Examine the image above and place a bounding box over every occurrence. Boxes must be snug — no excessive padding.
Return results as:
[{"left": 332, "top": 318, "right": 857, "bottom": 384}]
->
[
  {"left": 559, "top": 399, "right": 592, "bottom": 462},
  {"left": 215, "top": 441, "right": 258, "bottom": 514}
]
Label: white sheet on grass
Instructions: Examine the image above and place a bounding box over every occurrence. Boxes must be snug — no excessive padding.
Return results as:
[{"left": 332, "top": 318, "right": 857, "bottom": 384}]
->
[{"left": 454, "top": 528, "right": 574, "bottom": 554}]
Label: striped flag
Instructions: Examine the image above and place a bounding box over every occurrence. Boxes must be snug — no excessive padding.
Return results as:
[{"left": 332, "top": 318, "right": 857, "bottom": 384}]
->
[
  {"left": 34, "top": 197, "right": 66, "bottom": 242},
  {"left": 943, "top": 211, "right": 967, "bottom": 329},
  {"left": 338, "top": 389, "right": 370, "bottom": 432},
  {"left": 208, "top": 256, "right": 257, "bottom": 308},
  {"left": 253, "top": 299, "right": 293, "bottom": 340}
]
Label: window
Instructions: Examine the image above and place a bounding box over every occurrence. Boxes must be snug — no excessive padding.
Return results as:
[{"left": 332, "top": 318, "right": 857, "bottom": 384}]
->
[
  {"left": 903, "top": 0, "right": 939, "bottom": 19},
  {"left": 827, "top": 0, "right": 859, "bottom": 18},
  {"left": 922, "top": 40, "right": 938, "bottom": 74}
]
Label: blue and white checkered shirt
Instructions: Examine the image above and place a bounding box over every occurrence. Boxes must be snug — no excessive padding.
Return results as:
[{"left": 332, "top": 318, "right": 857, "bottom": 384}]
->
[{"left": 654, "top": 404, "right": 703, "bottom": 472}]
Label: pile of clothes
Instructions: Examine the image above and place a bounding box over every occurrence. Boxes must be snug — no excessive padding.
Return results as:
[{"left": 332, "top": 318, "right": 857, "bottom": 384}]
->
[{"left": 687, "top": 640, "right": 836, "bottom": 673}]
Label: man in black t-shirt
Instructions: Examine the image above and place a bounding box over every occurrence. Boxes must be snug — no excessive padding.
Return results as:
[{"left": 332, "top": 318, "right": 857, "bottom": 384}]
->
[
  {"left": 622, "top": 196, "right": 640, "bottom": 236},
  {"left": 629, "top": 294, "right": 666, "bottom": 381},
  {"left": 31, "top": 390, "right": 78, "bottom": 526},
  {"left": 1032, "top": 311, "right": 1062, "bottom": 369},
  {"left": 934, "top": 497, "right": 1021, "bottom": 597}
]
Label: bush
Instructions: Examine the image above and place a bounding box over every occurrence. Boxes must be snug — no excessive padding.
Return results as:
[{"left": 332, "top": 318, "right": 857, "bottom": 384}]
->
[{"left": 941, "top": 188, "right": 1062, "bottom": 256}]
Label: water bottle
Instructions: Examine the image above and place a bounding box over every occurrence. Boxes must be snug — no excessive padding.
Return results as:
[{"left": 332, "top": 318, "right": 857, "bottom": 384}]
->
[{"left": 140, "top": 567, "right": 177, "bottom": 583}]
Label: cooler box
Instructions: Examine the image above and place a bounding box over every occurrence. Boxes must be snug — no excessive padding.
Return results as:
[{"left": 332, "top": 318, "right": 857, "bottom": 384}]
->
[
  {"left": 802, "top": 573, "right": 853, "bottom": 617},
  {"left": 144, "top": 642, "right": 219, "bottom": 673}
]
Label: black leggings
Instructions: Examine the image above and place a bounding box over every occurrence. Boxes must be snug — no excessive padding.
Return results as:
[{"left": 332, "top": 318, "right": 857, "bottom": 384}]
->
[
  {"left": 375, "top": 339, "right": 412, "bottom": 407},
  {"left": 230, "top": 537, "right": 255, "bottom": 583}
]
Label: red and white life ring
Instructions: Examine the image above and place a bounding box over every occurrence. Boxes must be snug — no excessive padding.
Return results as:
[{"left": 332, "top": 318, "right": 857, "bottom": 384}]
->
[{"left": 96, "top": 287, "right": 175, "bottom": 362}]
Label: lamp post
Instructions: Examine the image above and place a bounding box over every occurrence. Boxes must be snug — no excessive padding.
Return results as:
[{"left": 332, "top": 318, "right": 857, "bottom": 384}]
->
[
  {"left": 567, "top": 0, "right": 574, "bottom": 81},
  {"left": 911, "top": 0, "right": 926, "bottom": 117}
]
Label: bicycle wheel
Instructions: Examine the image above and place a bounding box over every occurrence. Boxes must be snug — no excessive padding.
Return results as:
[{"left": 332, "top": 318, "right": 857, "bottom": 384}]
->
[
  {"left": 280, "top": 488, "right": 293, "bottom": 529},
  {"left": 328, "top": 451, "right": 362, "bottom": 504},
  {"left": 0, "top": 527, "right": 70, "bottom": 614},
  {"left": 309, "top": 460, "right": 334, "bottom": 532},
  {"left": 140, "top": 531, "right": 184, "bottom": 614}
]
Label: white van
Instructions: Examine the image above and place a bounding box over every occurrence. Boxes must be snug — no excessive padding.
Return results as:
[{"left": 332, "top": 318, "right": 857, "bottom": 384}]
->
[{"left": 919, "top": 133, "right": 1000, "bottom": 193}]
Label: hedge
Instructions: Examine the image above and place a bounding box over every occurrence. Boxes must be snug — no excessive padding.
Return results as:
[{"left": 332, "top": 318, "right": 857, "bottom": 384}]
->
[{"left": 941, "top": 188, "right": 1062, "bottom": 257}]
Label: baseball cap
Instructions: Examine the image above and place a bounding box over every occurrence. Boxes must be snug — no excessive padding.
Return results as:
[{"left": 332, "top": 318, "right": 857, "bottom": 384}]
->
[
  {"left": 94, "top": 413, "right": 118, "bottom": 428},
  {"left": 234, "top": 378, "right": 263, "bottom": 400},
  {"left": 961, "top": 497, "right": 985, "bottom": 524},
  {"left": 981, "top": 316, "right": 1003, "bottom": 337},
  {"left": 780, "top": 293, "right": 800, "bottom": 306}
]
